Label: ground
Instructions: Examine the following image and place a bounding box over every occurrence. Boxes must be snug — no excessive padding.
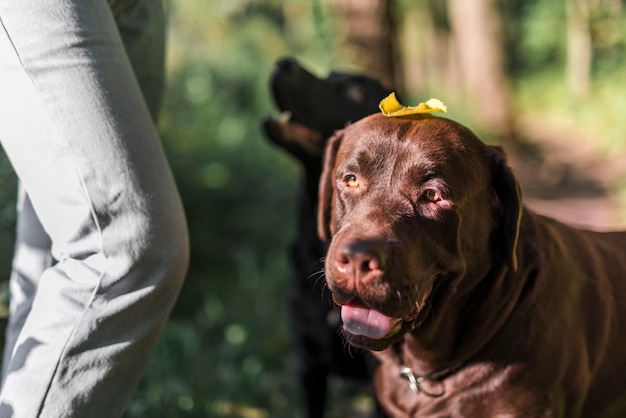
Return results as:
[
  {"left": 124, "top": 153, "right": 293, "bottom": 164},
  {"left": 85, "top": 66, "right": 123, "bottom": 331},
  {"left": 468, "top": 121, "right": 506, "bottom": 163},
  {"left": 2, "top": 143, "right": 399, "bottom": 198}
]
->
[{"left": 509, "top": 118, "right": 626, "bottom": 231}]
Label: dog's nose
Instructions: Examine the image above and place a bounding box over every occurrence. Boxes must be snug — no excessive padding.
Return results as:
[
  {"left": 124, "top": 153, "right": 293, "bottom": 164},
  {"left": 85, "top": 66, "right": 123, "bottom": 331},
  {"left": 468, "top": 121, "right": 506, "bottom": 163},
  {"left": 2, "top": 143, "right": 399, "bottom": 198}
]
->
[
  {"left": 333, "top": 238, "right": 388, "bottom": 286},
  {"left": 276, "top": 57, "right": 298, "bottom": 74}
]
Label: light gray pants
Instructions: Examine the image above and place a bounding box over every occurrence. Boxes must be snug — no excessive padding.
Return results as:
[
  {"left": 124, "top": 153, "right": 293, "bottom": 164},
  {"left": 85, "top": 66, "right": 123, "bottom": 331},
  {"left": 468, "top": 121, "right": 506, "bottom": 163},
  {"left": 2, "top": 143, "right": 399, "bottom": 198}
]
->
[{"left": 0, "top": 0, "right": 189, "bottom": 416}]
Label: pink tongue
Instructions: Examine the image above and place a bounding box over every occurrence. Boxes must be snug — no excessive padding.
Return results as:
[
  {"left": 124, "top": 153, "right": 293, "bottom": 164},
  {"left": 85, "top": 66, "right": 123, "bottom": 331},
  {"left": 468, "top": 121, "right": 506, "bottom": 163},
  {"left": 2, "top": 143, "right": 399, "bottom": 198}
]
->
[{"left": 341, "top": 303, "right": 397, "bottom": 340}]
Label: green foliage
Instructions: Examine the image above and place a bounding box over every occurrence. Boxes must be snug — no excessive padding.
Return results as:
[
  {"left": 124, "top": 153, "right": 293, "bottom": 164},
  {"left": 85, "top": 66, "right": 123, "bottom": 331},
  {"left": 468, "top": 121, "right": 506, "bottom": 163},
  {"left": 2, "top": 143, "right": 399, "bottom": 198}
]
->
[
  {"left": 0, "top": 154, "right": 16, "bottom": 316},
  {"left": 516, "top": 0, "right": 567, "bottom": 72},
  {"left": 126, "top": 1, "right": 339, "bottom": 416}
]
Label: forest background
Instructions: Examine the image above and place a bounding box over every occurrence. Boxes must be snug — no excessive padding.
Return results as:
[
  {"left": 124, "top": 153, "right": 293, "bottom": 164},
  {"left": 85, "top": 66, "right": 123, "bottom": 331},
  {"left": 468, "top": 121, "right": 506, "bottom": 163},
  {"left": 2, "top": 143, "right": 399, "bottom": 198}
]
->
[{"left": 1, "top": 0, "right": 626, "bottom": 416}]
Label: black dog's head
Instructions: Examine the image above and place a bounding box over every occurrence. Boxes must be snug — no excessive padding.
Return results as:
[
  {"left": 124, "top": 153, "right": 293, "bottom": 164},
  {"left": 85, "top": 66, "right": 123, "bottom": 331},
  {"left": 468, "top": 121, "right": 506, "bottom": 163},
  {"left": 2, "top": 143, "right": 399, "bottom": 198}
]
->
[{"left": 263, "top": 57, "right": 392, "bottom": 165}]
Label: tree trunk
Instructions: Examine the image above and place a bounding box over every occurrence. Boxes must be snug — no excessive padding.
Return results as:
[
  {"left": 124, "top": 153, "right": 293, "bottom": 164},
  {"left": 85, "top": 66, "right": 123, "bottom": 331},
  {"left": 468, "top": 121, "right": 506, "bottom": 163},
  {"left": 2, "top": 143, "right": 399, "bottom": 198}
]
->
[
  {"left": 566, "top": 0, "right": 592, "bottom": 97},
  {"left": 328, "top": 0, "right": 401, "bottom": 91},
  {"left": 447, "top": 0, "right": 515, "bottom": 143}
]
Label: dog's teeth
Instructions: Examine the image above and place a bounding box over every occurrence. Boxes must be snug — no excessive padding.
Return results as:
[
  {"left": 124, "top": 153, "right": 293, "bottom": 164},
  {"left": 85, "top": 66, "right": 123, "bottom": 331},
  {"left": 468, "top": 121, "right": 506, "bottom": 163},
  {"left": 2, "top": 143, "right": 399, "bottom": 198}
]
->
[{"left": 278, "top": 111, "right": 292, "bottom": 124}]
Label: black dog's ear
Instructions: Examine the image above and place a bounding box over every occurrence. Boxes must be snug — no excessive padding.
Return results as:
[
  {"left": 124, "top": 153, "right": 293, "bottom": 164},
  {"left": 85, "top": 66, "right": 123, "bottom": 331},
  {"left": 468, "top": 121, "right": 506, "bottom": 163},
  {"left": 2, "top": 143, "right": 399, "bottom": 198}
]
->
[
  {"left": 489, "top": 146, "right": 523, "bottom": 271},
  {"left": 317, "top": 130, "right": 344, "bottom": 242}
]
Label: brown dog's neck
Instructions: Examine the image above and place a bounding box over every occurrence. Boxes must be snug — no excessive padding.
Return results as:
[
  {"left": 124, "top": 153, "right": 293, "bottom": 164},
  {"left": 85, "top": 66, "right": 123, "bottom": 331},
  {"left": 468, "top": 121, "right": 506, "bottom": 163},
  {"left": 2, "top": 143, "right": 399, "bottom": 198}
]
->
[
  {"left": 392, "top": 333, "right": 465, "bottom": 379},
  {"left": 396, "top": 234, "right": 540, "bottom": 378}
]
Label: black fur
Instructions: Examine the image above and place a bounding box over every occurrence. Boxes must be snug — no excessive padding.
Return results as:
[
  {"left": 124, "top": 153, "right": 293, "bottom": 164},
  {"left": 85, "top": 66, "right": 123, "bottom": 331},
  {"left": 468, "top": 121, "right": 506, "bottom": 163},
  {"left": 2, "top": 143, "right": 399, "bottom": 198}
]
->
[{"left": 262, "top": 57, "right": 392, "bottom": 417}]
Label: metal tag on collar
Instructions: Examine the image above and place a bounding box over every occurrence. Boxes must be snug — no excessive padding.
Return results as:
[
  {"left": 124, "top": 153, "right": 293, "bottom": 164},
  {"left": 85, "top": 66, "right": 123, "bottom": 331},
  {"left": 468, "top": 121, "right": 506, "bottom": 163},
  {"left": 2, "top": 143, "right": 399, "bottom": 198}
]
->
[
  {"left": 400, "top": 366, "right": 420, "bottom": 394},
  {"left": 400, "top": 365, "right": 446, "bottom": 398}
]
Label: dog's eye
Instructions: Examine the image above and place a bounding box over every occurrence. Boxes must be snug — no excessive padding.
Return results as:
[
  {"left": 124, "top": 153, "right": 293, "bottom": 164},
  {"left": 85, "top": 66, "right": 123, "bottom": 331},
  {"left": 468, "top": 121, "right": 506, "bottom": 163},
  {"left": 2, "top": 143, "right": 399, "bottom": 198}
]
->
[
  {"left": 422, "top": 189, "right": 441, "bottom": 202},
  {"left": 345, "top": 174, "right": 360, "bottom": 188},
  {"left": 346, "top": 85, "right": 364, "bottom": 103}
]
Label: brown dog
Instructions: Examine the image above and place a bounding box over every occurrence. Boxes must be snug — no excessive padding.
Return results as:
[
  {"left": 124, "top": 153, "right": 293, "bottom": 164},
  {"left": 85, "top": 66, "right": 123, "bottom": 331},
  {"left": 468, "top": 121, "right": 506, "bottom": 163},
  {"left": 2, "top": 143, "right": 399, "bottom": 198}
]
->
[{"left": 318, "top": 113, "right": 626, "bottom": 417}]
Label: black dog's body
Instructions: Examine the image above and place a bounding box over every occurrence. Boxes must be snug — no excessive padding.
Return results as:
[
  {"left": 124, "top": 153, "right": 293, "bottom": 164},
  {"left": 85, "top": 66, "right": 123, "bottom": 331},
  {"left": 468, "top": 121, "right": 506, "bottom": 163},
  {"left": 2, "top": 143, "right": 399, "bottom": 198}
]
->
[{"left": 262, "top": 58, "right": 391, "bottom": 417}]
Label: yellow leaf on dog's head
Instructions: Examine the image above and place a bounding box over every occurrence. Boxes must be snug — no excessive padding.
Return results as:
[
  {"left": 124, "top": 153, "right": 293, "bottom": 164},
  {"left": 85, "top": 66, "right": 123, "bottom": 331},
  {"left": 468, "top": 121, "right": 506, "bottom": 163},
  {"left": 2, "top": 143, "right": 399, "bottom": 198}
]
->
[{"left": 379, "top": 93, "right": 447, "bottom": 117}]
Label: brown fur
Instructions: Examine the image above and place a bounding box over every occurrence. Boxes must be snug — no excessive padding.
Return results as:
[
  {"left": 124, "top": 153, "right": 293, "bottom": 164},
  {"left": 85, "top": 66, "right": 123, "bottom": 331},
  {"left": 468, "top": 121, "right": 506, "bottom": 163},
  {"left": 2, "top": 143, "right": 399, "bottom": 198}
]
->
[{"left": 318, "top": 113, "right": 626, "bottom": 417}]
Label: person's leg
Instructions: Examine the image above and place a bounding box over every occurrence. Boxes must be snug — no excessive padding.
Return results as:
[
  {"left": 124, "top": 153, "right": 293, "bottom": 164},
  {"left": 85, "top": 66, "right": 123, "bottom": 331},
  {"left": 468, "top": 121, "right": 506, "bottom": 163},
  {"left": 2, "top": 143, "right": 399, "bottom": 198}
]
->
[
  {"left": 0, "top": 0, "right": 188, "bottom": 416},
  {"left": 0, "top": 0, "right": 168, "bottom": 382},
  {"left": 0, "top": 186, "right": 53, "bottom": 384},
  {"left": 0, "top": 0, "right": 168, "bottom": 387}
]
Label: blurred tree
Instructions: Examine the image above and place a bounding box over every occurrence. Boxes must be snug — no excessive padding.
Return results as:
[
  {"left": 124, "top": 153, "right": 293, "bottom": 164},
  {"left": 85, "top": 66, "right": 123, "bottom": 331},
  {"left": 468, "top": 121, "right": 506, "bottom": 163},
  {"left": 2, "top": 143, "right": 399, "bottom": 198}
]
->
[
  {"left": 327, "top": 0, "right": 401, "bottom": 90},
  {"left": 399, "top": 0, "right": 459, "bottom": 99},
  {"left": 448, "top": 0, "right": 515, "bottom": 143},
  {"left": 566, "top": 0, "right": 592, "bottom": 97}
]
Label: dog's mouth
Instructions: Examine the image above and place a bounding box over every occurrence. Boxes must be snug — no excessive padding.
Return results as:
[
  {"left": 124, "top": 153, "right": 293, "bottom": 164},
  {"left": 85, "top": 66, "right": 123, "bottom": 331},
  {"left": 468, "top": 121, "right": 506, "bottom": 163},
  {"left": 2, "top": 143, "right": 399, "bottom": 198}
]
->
[
  {"left": 277, "top": 111, "right": 319, "bottom": 138},
  {"left": 337, "top": 298, "right": 419, "bottom": 343},
  {"left": 264, "top": 110, "right": 325, "bottom": 156}
]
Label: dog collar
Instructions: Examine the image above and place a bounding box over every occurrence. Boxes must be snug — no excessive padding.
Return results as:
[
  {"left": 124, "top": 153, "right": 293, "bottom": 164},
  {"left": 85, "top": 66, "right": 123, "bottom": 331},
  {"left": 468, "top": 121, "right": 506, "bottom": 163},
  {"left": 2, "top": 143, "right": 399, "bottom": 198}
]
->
[
  {"left": 399, "top": 362, "right": 464, "bottom": 398},
  {"left": 394, "top": 344, "right": 465, "bottom": 398}
]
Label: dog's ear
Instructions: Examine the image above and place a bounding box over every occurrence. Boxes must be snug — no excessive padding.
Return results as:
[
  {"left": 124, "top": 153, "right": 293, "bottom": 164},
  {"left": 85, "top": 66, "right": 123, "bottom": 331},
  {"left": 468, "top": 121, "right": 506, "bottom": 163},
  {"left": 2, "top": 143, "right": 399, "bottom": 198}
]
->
[
  {"left": 489, "top": 146, "right": 523, "bottom": 271},
  {"left": 317, "top": 130, "right": 344, "bottom": 242}
]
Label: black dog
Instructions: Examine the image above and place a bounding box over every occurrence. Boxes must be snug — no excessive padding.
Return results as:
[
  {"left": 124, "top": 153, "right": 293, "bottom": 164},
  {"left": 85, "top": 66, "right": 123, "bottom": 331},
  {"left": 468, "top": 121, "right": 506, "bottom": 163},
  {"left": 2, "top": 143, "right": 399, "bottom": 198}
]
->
[{"left": 263, "top": 58, "right": 392, "bottom": 417}]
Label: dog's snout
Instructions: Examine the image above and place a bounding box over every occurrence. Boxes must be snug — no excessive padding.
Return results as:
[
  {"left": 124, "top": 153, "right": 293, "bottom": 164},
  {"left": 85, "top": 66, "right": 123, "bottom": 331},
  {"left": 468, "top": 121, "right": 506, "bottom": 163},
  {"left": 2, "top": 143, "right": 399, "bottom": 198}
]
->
[
  {"left": 333, "top": 238, "right": 388, "bottom": 285},
  {"left": 276, "top": 57, "right": 298, "bottom": 74}
]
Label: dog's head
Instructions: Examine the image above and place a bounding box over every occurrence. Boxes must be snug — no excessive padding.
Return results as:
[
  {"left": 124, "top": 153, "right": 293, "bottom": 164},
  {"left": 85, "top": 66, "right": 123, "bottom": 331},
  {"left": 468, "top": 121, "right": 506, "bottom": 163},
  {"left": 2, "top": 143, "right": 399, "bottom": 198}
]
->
[
  {"left": 318, "top": 113, "right": 522, "bottom": 351},
  {"left": 262, "top": 57, "right": 391, "bottom": 163}
]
